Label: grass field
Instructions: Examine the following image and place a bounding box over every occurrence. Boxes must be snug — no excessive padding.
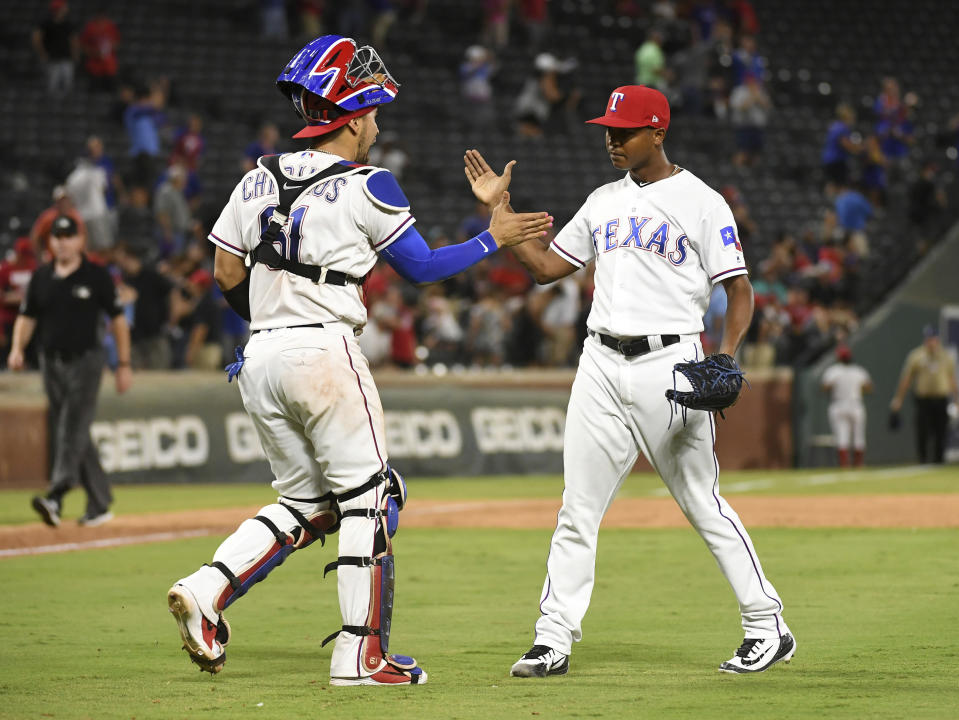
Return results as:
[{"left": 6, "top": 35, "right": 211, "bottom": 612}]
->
[{"left": 1, "top": 468, "right": 957, "bottom": 719}]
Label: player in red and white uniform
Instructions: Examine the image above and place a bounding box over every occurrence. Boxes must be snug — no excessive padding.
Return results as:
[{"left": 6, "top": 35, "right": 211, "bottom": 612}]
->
[
  {"left": 465, "top": 85, "right": 795, "bottom": 676},
  {"left": 822, "top": 344, "right": 873, "bottom": 467},
  {"left": 165, "top": 35, "right": 551, "bottom": 686}
]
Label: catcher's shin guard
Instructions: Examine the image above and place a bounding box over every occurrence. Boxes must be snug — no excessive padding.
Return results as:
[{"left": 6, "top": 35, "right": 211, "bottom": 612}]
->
[
  {"left": 214, "top": 500, "right": 336, "bottom": 611},
  {"left": 324, "top": 473, "right": 425, "bottom": 685},
  {"left": 178, "top": 500, "right": 336, "bottom": 617}
]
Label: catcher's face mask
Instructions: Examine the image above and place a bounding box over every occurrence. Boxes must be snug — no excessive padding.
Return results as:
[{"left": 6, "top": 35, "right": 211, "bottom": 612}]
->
[{"left": 276, "top": 35, "right": 400, "bottom": 138}]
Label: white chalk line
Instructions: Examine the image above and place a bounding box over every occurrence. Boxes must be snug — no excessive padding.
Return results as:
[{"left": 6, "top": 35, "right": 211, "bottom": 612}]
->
[
  {"left": 800, "top": 465, "right": 934, "bottom": 486},
  {"left": 648, "top": 465, "right": 935, "bottom": 496},
  {"left": 0, "top": 529, "right": 214, "bottom": 558}
]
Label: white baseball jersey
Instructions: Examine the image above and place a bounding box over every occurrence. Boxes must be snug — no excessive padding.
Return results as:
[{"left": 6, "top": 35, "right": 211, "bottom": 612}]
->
[
  {"left": 550, "top": 169, "right": 746, "bottom": 337},
  {"left": 822, "top": 363, "right": 872, "bottom": 406},
  {"left": 191, "top": 152, "right": 416, "bottom": 682},
  {"left": 529, "top": 166, "right": 790, "bottom": 660},
  {"left": 208, "top": 149, "right": 414, "bottom": 332}
]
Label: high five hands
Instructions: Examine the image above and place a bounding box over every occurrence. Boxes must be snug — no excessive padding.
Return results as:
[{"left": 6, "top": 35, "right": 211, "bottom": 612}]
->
[
  {"left": 465, "top": 149, "right": 515, "bottom": 206},
  {"left": 464, "top": 149, "right": 552, "bottom": 248}
]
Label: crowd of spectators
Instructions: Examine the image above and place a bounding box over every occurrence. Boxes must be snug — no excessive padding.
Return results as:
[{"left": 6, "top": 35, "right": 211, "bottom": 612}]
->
[
  {"left": 3, "top": 0, "right": 958, "bottom": 376},
  {"left": 600, "top": 0, "right": 955, "bottom": 369},
  {"left": 730, "top": 63, "right": 952, "bottom": 369},
  {"left": 2, "top": 2, "right": 249, "bottom": 371},
  {"left": 32, "top": 0, "right": 120, "bottom": 95}
]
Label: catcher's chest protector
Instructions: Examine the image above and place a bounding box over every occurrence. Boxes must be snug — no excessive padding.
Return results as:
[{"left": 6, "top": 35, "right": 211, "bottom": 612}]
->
[{"left": 251, "top": 155, "right": 373, "bottom": 285}]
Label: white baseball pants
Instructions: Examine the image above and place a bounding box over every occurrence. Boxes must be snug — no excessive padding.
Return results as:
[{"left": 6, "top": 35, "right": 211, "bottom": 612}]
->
[
  {"left": 533, "top": 335, "right": 788, "bottom": 655},
  {"left": 828, "top": 402, "right": 867, "bottom": 450},
  {"left": 238, "top": 325, "right": 388, "bottom": 498},
  {"left": 177, "top": 325, "right": 395, "bottom": 679}
]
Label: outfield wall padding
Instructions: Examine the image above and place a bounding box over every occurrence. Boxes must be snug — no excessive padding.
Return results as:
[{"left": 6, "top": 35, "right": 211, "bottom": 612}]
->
[{"left": 0, "top": 368, "right": 792, "bottom": 487}]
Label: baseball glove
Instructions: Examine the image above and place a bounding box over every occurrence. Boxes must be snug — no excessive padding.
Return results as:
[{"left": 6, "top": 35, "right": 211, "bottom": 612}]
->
[
  {"left": 888, "top": 410, "right": 901, "bottom": 431},
  {"left": 665, "top": 353, "right": 746, "bottom": 416}
]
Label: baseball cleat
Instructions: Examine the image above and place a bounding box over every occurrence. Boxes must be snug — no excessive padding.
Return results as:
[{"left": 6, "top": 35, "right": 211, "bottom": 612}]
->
[
  {"left": 719, "top": 633, "right": 796, "bottom": 674},
  {"left": 167, "top": 584, "right": 231, "bottom": 674},
  {"left": 510, "top": 645, "right": 569, "bottom": 678},
  {"left": 77, "top": 510, "right": 114, "bottom": 527},
  {"left": 31, "top": 496, "right": 61, "bottom": 527},
  {"left": 330, "top": 654, "right": 427, "bottom": 686}
]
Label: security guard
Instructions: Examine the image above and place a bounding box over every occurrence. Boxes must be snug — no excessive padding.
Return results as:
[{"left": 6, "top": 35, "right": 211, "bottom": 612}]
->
[
  {"left": 7, "top": 215, "right": 132, "bottom": 527},
  {"left": 890, "top": 325, "right": 959, "bottom": 464}
]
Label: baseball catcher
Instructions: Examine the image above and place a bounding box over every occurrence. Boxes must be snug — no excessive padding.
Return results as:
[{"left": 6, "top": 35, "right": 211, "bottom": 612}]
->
[{"left": 166, "top": 33, "right": 551, "bottom": 687}]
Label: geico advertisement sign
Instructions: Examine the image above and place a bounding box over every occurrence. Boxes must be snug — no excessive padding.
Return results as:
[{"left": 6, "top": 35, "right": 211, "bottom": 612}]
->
[
  {"left": 92, "top": 406, "right": 567, "bottom": 471},
  {"left": 224, "top": 410, "right": 464, "bottom": 461},
  {"left": 91, "top": 416, "right": 209, "bottom": 472},
  {"left": 226, "top": 406, "right": 566, "bottom": 462},
  {"left": 387, "top": 406, "right": 565, "bottom": 456},
  {"left": 385, "top": 410, "right": 461, "bottom": 458},
  {"left": 470, "top": 407, "right": 565, "bottom": 453}
]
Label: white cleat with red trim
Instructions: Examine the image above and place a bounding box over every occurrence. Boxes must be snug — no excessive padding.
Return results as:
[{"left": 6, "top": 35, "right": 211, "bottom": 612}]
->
[
  {"left": 167, "top": 584, "right": 231, "bottom": 674},
  {"left": 330, "top": 654, "right": 427, "bottom": 686}
]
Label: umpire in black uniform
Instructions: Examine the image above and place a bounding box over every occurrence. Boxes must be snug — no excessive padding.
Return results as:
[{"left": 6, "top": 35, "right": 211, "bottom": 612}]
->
[{"left": 7, "top": 215, "right": 133, "bottom": 527}]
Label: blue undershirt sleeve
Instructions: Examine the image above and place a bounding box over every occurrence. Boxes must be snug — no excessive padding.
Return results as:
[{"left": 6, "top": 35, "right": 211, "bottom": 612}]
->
[{"left": 379, "top": 225, "right": 498, "bottom": 284}]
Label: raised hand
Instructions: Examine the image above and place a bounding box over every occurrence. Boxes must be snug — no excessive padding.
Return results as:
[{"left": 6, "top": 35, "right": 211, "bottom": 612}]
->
[
  {"left": 488, "top": 192, "right": 552, "bottom": 248},
  {"left": 464, "top": 149, "right": 516, "bottom": 206}
]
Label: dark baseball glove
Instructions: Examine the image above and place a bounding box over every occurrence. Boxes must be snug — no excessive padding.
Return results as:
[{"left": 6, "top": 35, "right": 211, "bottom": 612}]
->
[
  {"left": 665, "top": 353, "right": 746, "bottom": 416},
  {"left": 888, "top": 410, "right": 901, "bottom": 431}
]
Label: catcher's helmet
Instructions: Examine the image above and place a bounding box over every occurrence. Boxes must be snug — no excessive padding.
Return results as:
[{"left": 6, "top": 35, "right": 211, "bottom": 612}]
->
[{"left": 276, "top": 35, "right": 399, "bottom": 139}]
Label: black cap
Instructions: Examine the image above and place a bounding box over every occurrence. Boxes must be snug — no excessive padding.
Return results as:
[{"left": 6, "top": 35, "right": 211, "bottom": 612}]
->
[
  {"left": 923, "top": 324, "right": 938, "bottom": 338},
  {"left": 50, "top": 215, "right": 79, "bottom": 237}
]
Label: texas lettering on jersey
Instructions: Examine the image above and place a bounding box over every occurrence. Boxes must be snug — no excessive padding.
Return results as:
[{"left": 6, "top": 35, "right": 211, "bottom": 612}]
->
[
  {"left": 591, "top": 216, "right": 688, "bottom": 266},
  {"left": 549, "top": 169, "right": 747, "bottom": 337}
]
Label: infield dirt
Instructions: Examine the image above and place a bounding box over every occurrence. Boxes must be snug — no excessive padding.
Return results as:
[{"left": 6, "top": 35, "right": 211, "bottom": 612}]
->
[{"left": 2, "top": 493, "right": 957, "bottom": 553}]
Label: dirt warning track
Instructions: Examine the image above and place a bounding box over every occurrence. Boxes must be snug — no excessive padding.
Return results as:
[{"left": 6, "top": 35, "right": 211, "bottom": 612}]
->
[{"left": 2, "top": 494, "right": 957, "bottom": 557}]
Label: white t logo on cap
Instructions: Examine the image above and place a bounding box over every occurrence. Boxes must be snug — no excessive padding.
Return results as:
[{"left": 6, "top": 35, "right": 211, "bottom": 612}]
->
[
  {"left": 652, "top": 114, "right": 659, "bottom": 123},
  {"left": 609, "top": 91, "right": 626, "bottom": 112}
]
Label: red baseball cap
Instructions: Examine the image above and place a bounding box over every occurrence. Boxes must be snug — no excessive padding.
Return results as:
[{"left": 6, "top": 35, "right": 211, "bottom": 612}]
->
[{"left": 586, "top": 85, "right": 670, "bottom": 130}]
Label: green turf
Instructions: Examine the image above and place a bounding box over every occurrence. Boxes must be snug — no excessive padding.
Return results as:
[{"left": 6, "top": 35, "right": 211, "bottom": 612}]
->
[
  {"left": 1, "top": 466, "right": 956, "bottom": 525},
  {"left": 0, "top": 527, "right": 957, "bottom": 719}
]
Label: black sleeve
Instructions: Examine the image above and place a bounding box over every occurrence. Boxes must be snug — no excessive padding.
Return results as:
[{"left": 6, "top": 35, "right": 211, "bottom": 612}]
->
[
  {"left": 95, "top": 265, "right": 124, "bottom": 318},
  {"left": 222, "top": 274, "right": 251, "bottom": 322},
  {"left": 20, "top": 272, "right": 41, "bottom": 318}
]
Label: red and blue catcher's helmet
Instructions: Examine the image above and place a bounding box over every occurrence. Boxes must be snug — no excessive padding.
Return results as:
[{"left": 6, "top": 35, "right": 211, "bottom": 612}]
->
[{"left": 276, "top": 35, "right": 399, "bottom": 139}]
